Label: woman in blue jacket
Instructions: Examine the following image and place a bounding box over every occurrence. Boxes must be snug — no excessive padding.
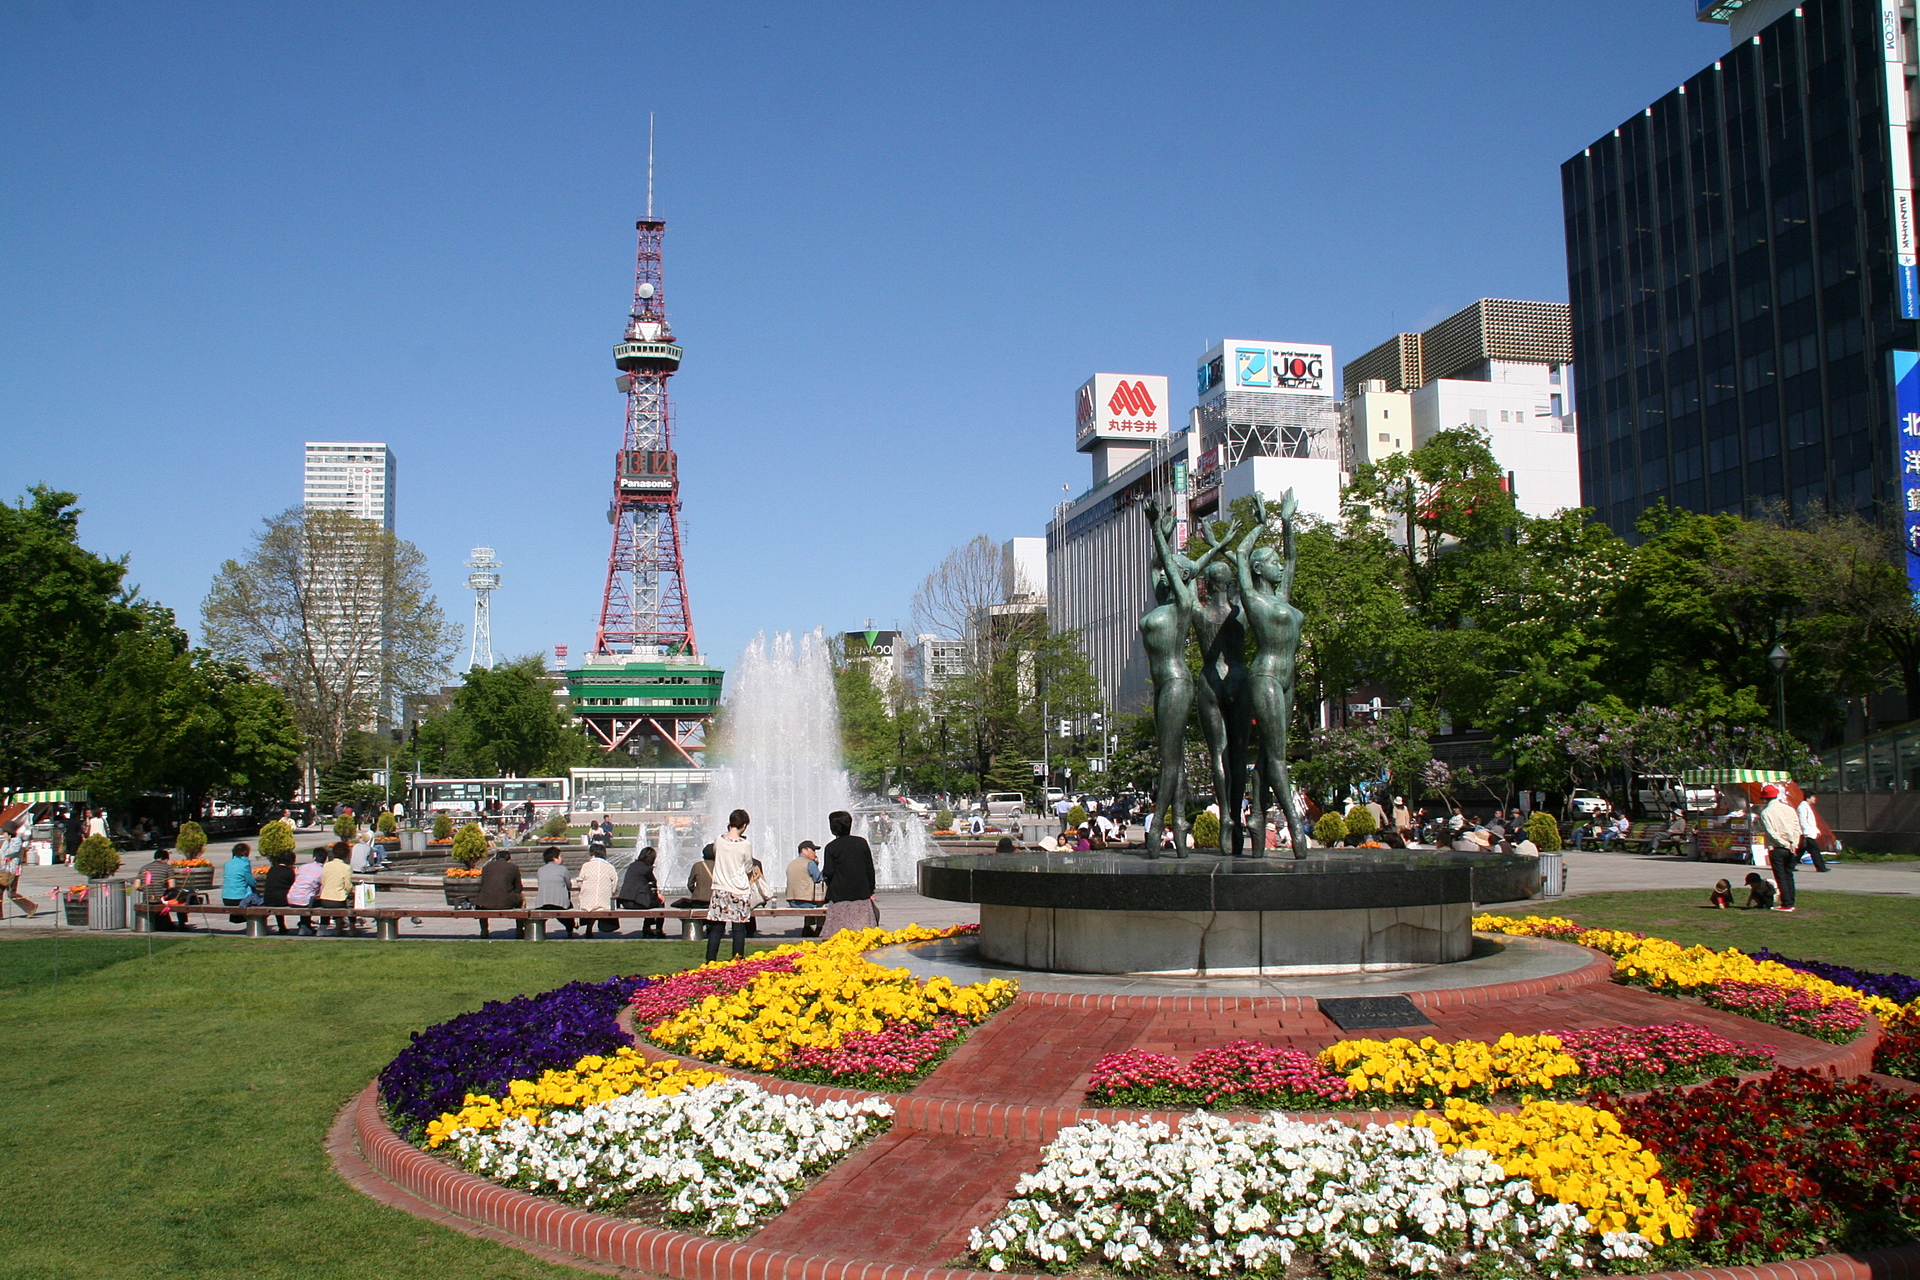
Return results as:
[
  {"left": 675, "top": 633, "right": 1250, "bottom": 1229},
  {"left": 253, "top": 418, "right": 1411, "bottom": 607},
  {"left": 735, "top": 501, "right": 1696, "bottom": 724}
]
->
[{"left": 222, "top": 842, "right": 258, "bottom": 923}]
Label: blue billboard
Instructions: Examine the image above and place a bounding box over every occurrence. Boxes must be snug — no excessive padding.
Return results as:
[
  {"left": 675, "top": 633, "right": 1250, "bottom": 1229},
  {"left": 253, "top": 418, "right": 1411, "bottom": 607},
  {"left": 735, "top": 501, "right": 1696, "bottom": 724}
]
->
[{"left": 1895, "top": 350, "right": 1920, "bottom": 598}]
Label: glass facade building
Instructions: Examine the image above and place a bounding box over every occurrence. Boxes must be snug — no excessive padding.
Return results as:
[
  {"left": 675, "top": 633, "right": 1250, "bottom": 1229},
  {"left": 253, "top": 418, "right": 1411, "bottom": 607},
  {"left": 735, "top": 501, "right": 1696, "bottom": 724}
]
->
[{"left": 1561, "top": 0, "right": 1918, "bottom": 536}]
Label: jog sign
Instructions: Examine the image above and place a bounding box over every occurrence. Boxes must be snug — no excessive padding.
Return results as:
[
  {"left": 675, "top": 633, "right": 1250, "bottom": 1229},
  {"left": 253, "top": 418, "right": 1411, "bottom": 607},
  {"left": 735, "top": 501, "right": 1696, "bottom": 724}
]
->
[{"left": 1076, "top": 373, "right": 1170, "bottom": 452}]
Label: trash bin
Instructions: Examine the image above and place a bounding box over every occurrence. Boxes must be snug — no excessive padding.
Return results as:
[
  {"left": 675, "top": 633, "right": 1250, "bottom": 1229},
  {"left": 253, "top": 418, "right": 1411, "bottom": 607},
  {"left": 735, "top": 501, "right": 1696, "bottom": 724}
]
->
[
  {"left": 1536, "top": 852, "right": 1566, "bottom": 899},
  {"left": 87, "top": 879, "right": 129, "bottom": 931}
]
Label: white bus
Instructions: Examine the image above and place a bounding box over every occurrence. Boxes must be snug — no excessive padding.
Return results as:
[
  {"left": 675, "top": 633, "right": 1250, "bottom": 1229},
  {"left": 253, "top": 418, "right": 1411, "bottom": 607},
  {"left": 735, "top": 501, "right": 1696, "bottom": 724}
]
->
[{"left": 408, "top": 777, "right": 570, "bottom": 818}]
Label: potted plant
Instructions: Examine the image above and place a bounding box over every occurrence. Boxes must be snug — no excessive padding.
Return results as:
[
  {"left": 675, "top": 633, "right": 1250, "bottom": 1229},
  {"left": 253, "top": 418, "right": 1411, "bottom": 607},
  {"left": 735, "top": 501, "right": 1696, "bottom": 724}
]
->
[
  {"left": 257, "top": 819, "right": 295, "bottom": 863},
  {"left": 61, "top": 883, "right": 91, "bottom": 926},
  {"left": 1312, "top": 811, "right": 1347, "bottom": 848},
  {"left": 376, "top": 811, "right": 400, "bottom": 848},
  {"left": 443, "top": 823, "right": 488, "bottom": 905},
  {"left": 536, "top": 813, "right": 570, "bottom": 843},
  {"left": 429, "top": 811, "right": 454, "bottom": 846},
  {"left": 172, "top": 821, "right": 215, "bottom": 890},
  {"left": 332, "top": 811, "right": 359, "bottom": 844},
  {"left": 1342, "top": 805, "right": 1378, "bottom": 847},
  {"left": 74, "top": 833, "right": 122, "bottom": 883}
]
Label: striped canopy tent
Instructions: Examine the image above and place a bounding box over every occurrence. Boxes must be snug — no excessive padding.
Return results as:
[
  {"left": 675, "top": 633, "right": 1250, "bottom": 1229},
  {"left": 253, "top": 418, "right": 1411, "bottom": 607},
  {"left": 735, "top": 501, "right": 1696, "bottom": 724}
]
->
[
  {"left": 2, "top": 789, "right": 89, "bottom": 804},
  {"left": 1680, "top": 769, "right": 1791, "bottom": 785}
]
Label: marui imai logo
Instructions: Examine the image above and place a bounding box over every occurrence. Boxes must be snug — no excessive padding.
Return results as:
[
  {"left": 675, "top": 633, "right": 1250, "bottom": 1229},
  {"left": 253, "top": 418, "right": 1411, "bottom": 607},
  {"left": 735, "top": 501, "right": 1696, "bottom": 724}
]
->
[{"left": 1103, "top": 379, "right": 1159, "bottom": 434}]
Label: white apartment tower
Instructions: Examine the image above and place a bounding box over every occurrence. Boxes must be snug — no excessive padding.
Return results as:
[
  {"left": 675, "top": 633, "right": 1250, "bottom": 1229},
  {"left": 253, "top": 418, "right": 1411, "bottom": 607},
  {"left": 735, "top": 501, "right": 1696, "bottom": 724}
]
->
[{"left": 304, "top": 442, "right": 396, "bottom": 530}]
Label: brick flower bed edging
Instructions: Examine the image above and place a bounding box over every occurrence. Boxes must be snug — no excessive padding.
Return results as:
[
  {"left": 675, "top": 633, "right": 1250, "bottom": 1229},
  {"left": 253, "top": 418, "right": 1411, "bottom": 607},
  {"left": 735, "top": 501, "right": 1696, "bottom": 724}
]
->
[{"left": 337, "top": 1080, "right": 1920, "bottom": 1280}]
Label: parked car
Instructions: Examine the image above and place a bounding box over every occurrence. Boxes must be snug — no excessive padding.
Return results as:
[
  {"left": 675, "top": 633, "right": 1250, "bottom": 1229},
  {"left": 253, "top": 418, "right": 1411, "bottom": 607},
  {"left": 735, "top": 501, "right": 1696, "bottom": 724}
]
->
[
  {"left": 1565, "top": 789, "right": 1613, "bottom": 818},
  {"left": 892, "top": 795, "right": 932, "bottom": 815}
]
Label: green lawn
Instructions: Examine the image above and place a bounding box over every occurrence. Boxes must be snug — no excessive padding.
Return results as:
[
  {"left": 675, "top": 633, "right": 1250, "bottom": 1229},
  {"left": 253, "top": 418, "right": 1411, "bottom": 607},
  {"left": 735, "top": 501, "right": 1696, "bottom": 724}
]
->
[
  {"left": 0, "top": 935, "right": 729, "bottom": 1279},
  {"left": 1483, "top": 889, "right": 1920, "bottom": 974}
]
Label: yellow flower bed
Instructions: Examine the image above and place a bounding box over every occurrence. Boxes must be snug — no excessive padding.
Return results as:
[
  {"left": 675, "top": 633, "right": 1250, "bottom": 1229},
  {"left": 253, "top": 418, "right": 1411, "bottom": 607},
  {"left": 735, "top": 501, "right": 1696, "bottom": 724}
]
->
[
  {"left": 1413, "top": 1098, "right": 1695, "bottom": 1244},
  {"left": 1475, "top": 913, "right": 1919, "bottom": 1023},
  {"left": 1319, "top": 1032, "right": 1580, "bottom": 1106},
  {"left": 643, "top": 925, "right": 1017, "bottom": 1072},
  {"left": 424, "top": 1046, "right": 723, "bottom": 1146}
]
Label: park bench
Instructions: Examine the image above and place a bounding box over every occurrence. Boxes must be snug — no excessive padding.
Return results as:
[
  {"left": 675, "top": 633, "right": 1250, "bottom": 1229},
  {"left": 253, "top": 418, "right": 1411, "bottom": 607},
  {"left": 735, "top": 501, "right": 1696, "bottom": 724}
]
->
[{"left": 133, "top": 903, "right": 826, "bottom": 941}]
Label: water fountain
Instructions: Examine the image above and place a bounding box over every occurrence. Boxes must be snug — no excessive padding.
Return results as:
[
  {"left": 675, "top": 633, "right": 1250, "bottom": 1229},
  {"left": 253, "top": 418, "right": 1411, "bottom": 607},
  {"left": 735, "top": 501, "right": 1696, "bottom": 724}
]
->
[{"left": 660, "top": 629, "right": 932, "bottom": 896}]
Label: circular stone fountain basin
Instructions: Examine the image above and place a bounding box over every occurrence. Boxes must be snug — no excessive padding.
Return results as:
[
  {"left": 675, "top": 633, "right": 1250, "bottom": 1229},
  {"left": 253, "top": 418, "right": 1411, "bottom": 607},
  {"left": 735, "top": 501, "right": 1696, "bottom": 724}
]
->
[{"left": 917, "top": 848, "right": 1540, "bottom": 976}]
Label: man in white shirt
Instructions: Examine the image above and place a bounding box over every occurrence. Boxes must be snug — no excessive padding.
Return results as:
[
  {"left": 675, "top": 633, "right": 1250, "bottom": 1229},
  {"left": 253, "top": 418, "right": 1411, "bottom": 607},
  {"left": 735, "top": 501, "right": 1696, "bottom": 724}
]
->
[
  {"left": 1757, "top": 785, "right": 1804, "bottom": 911},
  {"left": 1794, "top": 792, "right": 1830, "bottom": 873}
]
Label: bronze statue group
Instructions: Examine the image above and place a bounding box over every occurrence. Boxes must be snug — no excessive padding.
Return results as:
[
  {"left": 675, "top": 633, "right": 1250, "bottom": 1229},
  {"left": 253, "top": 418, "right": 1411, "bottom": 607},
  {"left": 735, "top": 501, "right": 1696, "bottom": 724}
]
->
[{"left": 1139, "top": 492, "right": 1307, "bottom": 859}]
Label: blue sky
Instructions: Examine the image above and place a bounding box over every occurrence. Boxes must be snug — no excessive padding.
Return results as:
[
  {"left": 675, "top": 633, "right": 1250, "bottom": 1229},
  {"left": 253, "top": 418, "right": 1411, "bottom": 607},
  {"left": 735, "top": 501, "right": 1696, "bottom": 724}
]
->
[{"left": 2, "top": 2, "right": 1728, "bottom": 676}]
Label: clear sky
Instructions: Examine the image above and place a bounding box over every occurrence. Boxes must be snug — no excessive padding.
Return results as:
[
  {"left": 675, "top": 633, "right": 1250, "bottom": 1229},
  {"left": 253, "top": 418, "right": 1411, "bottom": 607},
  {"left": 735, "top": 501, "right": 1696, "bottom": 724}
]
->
[{"left": 3, "top": 2, "right": 1729, "bottom": 677}]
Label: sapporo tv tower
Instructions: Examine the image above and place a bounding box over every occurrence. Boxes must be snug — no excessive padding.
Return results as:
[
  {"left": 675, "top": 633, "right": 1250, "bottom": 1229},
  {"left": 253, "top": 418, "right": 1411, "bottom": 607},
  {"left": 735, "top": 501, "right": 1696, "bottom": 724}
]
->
[{"left": 568, "top": 128, "right": 723, "bottom": 765}]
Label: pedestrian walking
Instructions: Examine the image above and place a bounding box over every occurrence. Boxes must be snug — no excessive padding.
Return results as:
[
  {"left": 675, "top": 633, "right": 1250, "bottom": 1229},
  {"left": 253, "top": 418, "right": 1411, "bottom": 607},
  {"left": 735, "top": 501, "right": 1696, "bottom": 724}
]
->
[
  {"left": 576, "top": 845, "right": 619, "bottom": 936},
  {"left": 1758, "top": 784, "right": 1803, "bottom": 912},
  {"left": 535, "top": 846, "right": 576, "bottom": 938},
  {"left": 786, "top": 840, "right": 826, "bottom": 937},
  {"left": 704, "top": 809, "right": 760, "bottom": 961},
  {"left": 0, "top": 824, "right": 38, "bottom": 918},
  {"left": 1795, "top": 792, "right": 1831, "bottom": 873},
  {"left": 820, "top": 809, "right": 878, "bottom": 937}
]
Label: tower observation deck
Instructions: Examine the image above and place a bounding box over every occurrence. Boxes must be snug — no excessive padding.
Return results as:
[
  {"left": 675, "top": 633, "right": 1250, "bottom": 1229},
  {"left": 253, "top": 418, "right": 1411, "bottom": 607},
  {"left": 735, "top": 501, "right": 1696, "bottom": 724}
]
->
[{"left": 574, "top": 212, "right": 723, "bottom": 765}]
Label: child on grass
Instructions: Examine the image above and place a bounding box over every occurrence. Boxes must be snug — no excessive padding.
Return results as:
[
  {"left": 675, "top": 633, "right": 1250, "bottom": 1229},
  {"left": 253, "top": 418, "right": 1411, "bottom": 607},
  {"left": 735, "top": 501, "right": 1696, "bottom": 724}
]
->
[
  {"left": 1743, "top": 871, "right": 1776, "bottom": 910},
  {"left": 1710, "top": 878, "right": 1733, "bottom": 909}
]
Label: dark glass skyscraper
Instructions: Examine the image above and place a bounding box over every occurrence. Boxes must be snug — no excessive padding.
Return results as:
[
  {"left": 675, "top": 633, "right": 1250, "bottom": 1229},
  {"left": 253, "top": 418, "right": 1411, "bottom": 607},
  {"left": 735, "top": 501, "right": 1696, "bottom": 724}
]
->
[{"left": 1562, "top": 0, "right": 1919, "bottom": 536}]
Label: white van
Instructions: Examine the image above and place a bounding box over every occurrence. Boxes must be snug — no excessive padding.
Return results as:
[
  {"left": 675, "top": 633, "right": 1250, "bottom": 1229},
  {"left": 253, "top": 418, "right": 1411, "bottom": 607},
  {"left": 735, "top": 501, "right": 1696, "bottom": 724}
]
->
[{"left": 984, "top": 792, "right": 1026, "bottom": 820}]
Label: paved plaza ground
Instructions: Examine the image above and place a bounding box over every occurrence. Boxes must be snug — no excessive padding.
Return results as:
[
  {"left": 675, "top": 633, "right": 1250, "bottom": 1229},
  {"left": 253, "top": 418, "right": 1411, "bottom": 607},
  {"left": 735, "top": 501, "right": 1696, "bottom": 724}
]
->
[{"left": 2, "top": 829, "right": 1913, "bottom": 939}]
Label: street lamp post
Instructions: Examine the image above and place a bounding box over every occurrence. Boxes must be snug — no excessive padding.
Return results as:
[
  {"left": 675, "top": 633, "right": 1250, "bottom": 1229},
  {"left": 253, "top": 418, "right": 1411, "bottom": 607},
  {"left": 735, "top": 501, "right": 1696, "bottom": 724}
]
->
[{"left": 1767, "top": 643, "right": 1790, "bottom": 734}]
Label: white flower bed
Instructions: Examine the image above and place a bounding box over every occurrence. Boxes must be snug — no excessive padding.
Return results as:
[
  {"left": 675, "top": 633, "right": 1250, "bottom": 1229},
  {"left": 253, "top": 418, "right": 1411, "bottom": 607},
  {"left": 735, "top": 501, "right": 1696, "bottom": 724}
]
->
[
  {"left": 442, "top": 1079, "right": 893, "bottom": 1235},
  {"left": 969, "top": 1113, "right": 1657, "bottom": 1278}
]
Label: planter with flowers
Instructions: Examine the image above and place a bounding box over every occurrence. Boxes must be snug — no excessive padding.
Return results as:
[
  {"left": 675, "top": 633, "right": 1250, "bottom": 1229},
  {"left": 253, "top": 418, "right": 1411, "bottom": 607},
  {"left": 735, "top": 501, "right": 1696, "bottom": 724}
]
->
[
  {"left": 427, "top": 810, "right": 455, "bottom": 850},
  {"left": 376, "top": 811, "right": 400, "bottom": 849},
  {"left": 533, "top": 813, "right": 570, "bottom": 844},
  {"left": 61, "top": 883, "right": 92, "bottom": 925},
  {"left": 444, "top": 823, "right": 488, "bottom": 906},
  {"left": 171, "top": 821, "right": 215, "bottom": 891}
]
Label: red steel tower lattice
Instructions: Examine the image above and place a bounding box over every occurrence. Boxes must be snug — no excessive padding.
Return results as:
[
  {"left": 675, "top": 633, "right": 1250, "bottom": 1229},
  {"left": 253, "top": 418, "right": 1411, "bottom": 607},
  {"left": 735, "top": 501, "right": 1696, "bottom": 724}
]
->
[{"left": 595, "top": 216, "right": 697, "bottom": 656}]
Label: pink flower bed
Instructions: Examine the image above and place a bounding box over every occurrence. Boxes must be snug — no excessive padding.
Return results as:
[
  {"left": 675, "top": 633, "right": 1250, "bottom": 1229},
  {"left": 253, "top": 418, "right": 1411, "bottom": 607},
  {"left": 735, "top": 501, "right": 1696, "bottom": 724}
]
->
[
  {"left": 626, "top": 951, "right": 802, "bottom": 1027},
  {"left": 787, "top": 1015, "right": 974, "bottom": 1086},
  {"left": 1086, "top": 1041, "right": 1352, "bottom": 1109},
  {"left": 1545, "top": 1021, "right": 1777, "bottom": 1090},
  {"left": 1700, "top": 982, "right": 1867, "bottom": 1044}
]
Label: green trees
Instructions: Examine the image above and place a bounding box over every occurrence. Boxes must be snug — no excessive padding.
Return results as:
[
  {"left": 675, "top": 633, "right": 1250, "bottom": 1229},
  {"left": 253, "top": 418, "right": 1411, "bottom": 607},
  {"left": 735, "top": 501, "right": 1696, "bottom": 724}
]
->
[
  {"left": 0, "top": 488, "right": 304, "bottom": 809},
  {"left": 403, "top": 656, "right": 596, "bottom": 780}
]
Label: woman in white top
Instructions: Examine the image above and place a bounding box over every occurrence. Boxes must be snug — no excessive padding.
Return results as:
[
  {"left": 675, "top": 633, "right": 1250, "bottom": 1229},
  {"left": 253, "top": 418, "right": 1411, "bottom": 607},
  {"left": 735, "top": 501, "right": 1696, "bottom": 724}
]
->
[{"left": 705, "top": 808, "right": 760, "bottom": 961}]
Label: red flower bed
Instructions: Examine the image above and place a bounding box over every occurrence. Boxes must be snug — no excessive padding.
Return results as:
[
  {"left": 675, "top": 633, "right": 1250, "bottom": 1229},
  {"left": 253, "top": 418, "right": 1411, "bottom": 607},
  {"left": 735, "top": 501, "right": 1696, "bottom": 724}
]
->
[
  {"left": 1599, "top": 1069, "right": 1920, "bottom": 1266},
  {"left": 625, "top": 950, "right": 802, "bottom": 1027},
  {"left": 1877, "top": 1029, "right": 1920, "bottom": 1082},
  {"left": 786, "top": 1015, "right": 974, "bottom": 1088}
]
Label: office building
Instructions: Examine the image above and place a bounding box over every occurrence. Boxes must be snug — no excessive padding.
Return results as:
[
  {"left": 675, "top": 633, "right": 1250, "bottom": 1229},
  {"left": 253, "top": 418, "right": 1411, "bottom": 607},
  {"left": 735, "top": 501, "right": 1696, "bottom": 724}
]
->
[
  {"left": 1343, "top": 300, "right": 1582, "bottom": 518},
  {"left": 303, "top": 442, "right": 396, "bottom": 530},
  {"left": 1562, "top": 0, "right": 1917, "bottom": 535},
  {"left": 904, "top": 635, "right": 968, "bottom": 698},
  {"left": 1050, "top": 344, "right": 1345, "bottom": 713}
]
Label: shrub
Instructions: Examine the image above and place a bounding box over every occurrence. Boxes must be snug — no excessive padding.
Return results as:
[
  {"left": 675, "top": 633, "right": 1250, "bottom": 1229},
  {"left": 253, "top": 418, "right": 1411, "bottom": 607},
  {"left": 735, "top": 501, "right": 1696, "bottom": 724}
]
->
[
  {"left": 1190, "top": 809, "right": 1221, "bottom": 848},
  {"left": 934, "top": 808, "right": 954, "bottom": 830},
  {"left": 541, "top": 813, "right": 569, "bottom": 838},
  {"left": 450, "top": 823, "right": 489, "bottom": 868},
  {"left": 1342, "top": 804, "right": 1377, "bottom": 836},
  {"left": 73, "top": 834, "right": 121, "bottom": 879},
  {"left": 257, "top": 819, "right": 295, "bottom": 859},
  {"left": 1065, "top": 804, "right": 1088, "bottom": 827},
  {"left": 174, "top": 820, "right": 207, "bottom": 857},
  {"left": 433, "top": 811, "right": 454, "bottom": 841},
  {"left": 1312, "top": 811, "right": 1346, "bottom": 846},
  {"left": 1526, "top": 810, "right": 1562, "bottom": 851},
  {"left": 332, "top": 812, "right": 358, "bottom": 842},
  {"left": 377, "top": 811, "right": 398, "bottom": 836}
]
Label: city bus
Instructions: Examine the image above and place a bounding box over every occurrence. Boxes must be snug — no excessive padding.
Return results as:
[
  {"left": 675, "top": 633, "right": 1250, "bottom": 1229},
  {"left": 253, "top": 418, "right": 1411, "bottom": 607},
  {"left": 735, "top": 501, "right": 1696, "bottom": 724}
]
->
[{"left": 407, "top": 777, "right": 570, "bottom": 818}]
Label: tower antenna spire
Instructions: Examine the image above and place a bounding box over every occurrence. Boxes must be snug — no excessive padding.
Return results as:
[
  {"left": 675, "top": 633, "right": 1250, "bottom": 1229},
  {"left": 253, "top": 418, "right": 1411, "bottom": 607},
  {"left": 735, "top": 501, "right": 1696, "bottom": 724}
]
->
[{"left": 646, "top": 112, "right": 655, "bottom": 219}]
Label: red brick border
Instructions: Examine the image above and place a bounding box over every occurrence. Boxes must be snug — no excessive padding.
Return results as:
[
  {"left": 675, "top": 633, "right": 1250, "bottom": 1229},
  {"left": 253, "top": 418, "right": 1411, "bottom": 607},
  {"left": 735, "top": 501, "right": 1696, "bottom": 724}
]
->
[{"left": 338, "top": 1082, "right": 1920, "bottom": 1280}]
